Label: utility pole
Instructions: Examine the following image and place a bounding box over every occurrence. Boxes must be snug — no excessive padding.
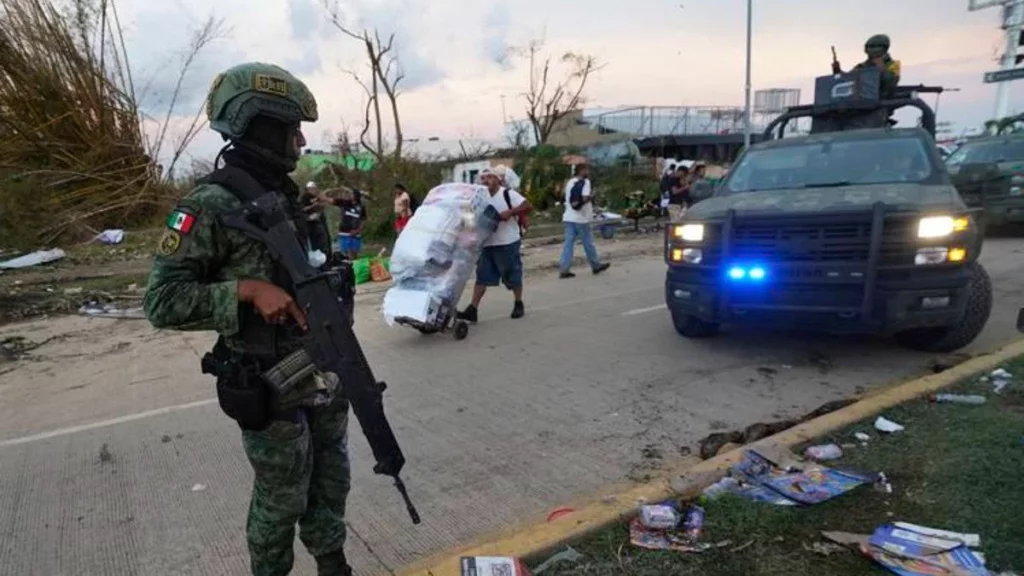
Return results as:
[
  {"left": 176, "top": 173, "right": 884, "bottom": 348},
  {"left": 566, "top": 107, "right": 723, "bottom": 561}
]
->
[{"left": 743, "top": 0, "right": 753, "bottom": 149}]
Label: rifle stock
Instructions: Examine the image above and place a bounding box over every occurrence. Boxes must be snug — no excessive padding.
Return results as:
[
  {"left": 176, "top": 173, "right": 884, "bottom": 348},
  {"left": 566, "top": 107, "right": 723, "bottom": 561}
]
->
[{"left": 221, "top": 192, "right": 421, "bottom": 524}]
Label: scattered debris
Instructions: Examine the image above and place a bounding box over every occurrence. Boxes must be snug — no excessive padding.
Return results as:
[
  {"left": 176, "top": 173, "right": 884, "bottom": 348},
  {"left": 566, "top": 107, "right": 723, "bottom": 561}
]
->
[
  {"left": 697, "top": 398, "right": 857, "bottom": 460},
  {"left": 703, "top": 449, "right": 873, "bottom": 507},
  {"left": 0, "top": 248, "right": 66, "bottom": 269},
  {"left": 161, "top": 435, "right": 172, "bottom": 443},
  {"left": 854, "top": 432, "right": 872, "bottom": 443},
  {"left": 865, "top": 523, "right": 989, "bottom": 575},
  {"left": 929, "top": 393, "right": 986, "bottom": 405},
  {"left": 94, "top": 229, "right": 125, "bottom": 245},
  {"left": 461, "top": 556, "right": 532, "bottom": 576},
  {"left": 892, "top": 522, "right": 980, "bottom": 548},
  {"left": 546, "top": 507, "right": 574, "bottom": 522},
  {"left": 191, "top": 483, "right": 207, "bottom": 492},
  {"left": 629, "top": 502, "right": 720, "bottom": 553},
  {"left": 63, "top": 287, "right": 83, "bottom": 295},
  {"left": 989, "top": 368, "right": 1012, "bottom": 394},
  {"left": 874, "top": 416, "right": 905, "bottom": 434},
  {"left": 640, "top": 504, "right": 681, "bottom": 530},
  {"left": 804, "top": 443, "right": 844, "bottom": 461},
  {"left": 756, "top": 367, "right": 778, "bottom": 378},
  {"left": 532, "top": 547, "right": 582, "bottom": 574},
  {"left": 98, "top": 443, "right": 113, "bottom": 464},
  {"left": 79, "top": 302, "right": 146, "bottom": 319},
  {"left": 875, "top": 472, "right": 893, "bottom": 494},
  {"left": 803, "top": 541, "right": 847, "bottom": 556}
]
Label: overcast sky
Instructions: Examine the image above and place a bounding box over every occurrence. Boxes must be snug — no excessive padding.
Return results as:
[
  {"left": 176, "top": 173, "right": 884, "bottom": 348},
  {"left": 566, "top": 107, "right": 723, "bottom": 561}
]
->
[{"left": 115, "top": 0, "right": 1020, "bottom": 163}]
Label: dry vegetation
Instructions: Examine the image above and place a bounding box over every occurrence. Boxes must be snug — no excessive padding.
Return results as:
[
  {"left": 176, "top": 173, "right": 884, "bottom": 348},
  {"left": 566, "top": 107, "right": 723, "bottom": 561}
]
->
[{"left": 0, "top": 0, "right": 221, "bottom": 250}]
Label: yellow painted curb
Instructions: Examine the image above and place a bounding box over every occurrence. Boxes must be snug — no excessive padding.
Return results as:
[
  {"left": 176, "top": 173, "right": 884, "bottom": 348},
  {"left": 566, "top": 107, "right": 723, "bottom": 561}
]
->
[{"left": 398, "top": 337, "right": 1024, "bottom": 576}]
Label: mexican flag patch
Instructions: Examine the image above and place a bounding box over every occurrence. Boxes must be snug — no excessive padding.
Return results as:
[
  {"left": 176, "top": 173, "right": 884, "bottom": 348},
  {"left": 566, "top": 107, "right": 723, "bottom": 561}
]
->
[{"left": 167, "top": 210, "right": 196, "bottom": 234}]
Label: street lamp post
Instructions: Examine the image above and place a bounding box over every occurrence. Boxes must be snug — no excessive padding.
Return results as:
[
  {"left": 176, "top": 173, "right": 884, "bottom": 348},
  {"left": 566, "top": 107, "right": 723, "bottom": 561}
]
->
[{"left": 743, "top": 0, "right": 753, "bottom": 149}]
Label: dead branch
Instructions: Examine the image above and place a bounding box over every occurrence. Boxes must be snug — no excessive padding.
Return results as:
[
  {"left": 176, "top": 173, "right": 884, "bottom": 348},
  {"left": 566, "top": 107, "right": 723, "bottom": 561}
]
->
[
  {"left": 515, "top": 39, "right": 603, "bottom": 145},
  {"left": 322, "top": 0, "right": 405, "bottom": 159}
]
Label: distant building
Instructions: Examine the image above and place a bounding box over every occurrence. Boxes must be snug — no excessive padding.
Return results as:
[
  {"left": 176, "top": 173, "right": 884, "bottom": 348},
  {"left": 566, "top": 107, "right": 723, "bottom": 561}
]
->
[{"left": 504, "top": 90, "right": 803, "bottom": 165}]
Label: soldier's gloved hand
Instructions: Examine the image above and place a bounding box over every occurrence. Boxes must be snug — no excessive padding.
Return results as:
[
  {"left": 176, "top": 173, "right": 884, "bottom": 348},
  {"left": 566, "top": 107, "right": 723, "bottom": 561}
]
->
[{"left": 238, "top": 279, "right": 308, "bottom": 330}]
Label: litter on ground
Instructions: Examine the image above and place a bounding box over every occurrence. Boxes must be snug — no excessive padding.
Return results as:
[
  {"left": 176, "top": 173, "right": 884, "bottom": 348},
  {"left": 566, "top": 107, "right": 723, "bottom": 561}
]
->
[
  {"left": 460, "top": 556, "right": 532, "bottom": 576},
  {"left": 0, "top": 248, "right": 66, "bottom": 269},
  {"left": 702, "top": 449, "right": 874, "bottom": 506},
  {"left": 78, "top": 302, "right": 146, "bottom": 319},
  {"left": 875, "top": 416, "right": 905, "bottom": 434}
]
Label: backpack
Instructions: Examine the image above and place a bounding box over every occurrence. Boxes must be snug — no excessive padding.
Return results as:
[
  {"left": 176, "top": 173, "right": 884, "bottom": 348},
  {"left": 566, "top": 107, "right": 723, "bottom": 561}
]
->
[
  {"left": 502, "top": 187, "right": 530, "bottom": 236},
  {"left": 569, "top": 178, "right": 587, "bottom": 210}
]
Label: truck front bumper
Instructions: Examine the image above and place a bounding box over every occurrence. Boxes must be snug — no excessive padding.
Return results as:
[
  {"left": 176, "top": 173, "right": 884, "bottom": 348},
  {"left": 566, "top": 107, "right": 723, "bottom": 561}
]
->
[{"left": 665, "top": 264, "right": 972, "bottom": 335}]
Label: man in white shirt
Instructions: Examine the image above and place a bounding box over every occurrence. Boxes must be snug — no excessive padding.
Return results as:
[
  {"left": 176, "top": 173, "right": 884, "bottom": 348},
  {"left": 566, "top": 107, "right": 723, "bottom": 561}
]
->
[
  {"left": 456, "top": 168, "right": 533, "bottom": 322},
  {"left": 560, "top": 163, "right": 610, "bottom": 279}
]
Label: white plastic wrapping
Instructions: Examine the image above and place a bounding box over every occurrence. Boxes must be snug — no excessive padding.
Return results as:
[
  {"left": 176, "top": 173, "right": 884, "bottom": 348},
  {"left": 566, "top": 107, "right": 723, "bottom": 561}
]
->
[{"left": 383, "top": 183, "right": 499, "bottom": 327}]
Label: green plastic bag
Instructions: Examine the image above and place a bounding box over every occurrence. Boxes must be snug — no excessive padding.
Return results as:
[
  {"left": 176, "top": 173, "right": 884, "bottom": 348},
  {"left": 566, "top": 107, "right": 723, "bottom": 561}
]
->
[{"left": 353, "top": 258, "right": 370, "bottom": 284}]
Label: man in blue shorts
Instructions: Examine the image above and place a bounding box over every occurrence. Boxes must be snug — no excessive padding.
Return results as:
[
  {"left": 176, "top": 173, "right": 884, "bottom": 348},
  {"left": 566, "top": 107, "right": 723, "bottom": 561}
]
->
[
  {"left": 334, "top": 187, "right": 366, "bottom": 260},
  {"left": 457, "top": 167, "right": 532, "bottom": 322}
]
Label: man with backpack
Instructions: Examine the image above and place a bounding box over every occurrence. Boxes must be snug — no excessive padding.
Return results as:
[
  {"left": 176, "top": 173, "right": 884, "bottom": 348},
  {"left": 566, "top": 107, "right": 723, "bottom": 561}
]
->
[{"left": 559, "top": 163, "right": 610, "bottom": 279}]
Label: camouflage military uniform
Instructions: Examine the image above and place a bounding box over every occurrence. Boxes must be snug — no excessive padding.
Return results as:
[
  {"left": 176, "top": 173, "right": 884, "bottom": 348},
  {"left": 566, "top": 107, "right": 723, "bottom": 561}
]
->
[
  {"left": 853, "top": 34, "right": 901, "bottom": 98},
  {"left": 142, "top": 63, "right": 352, "bottom": 576}
]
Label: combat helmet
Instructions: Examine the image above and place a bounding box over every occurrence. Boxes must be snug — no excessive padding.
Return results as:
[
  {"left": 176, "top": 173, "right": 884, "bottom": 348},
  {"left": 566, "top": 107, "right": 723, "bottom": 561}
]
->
[
  {"left": 864, "top": 34, "right": 890, "bottom": 59},
  {"left": 205, "top": 62, "right": 319, "bottom": 170}
]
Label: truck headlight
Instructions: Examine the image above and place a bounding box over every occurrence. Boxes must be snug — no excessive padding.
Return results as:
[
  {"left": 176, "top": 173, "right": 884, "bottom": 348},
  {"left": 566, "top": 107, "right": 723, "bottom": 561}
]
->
[
  {"left": 917, "top": 215, "right": 968, "bottom": 239},
  {"left": 673, "top": 223, "right": 704, "bottom": 242}
]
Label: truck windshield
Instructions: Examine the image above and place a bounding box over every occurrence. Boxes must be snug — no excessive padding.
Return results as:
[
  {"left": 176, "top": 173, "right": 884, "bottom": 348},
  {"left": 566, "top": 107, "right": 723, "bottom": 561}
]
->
[
  {"left": 945, "top": 139, "right": 1024, "bottom": 167},
  {"left": 722, "top": 137, "right": 934, "bottom": 194}
]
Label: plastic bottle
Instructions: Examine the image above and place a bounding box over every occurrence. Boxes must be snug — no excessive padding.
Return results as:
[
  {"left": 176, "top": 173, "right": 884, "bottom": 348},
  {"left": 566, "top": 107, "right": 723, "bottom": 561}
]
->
[
  {"left": 929, "top": 394, "right": 986, "bottom": 405},
  {"left": 804, "top": 443, "right": 844, "bottom": 460}
]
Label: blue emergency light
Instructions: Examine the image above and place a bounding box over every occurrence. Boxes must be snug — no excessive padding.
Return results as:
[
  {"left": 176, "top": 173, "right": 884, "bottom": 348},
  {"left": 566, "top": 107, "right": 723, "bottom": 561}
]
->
[{"left": 727, "top": 265, "right": 767, "bottom": 281}]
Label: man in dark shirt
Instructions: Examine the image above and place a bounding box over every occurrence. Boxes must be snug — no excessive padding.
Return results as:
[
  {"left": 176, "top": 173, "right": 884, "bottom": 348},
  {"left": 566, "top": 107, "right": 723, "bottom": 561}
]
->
[{"left": 333, "top": 187, "right": 366, "bottom": 260}]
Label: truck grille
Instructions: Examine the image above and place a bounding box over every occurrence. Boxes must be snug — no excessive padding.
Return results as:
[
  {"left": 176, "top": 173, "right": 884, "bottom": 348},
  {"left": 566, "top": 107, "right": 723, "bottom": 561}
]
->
[{"left": 731, "top": 221, "right": 872, "bottom": 262}]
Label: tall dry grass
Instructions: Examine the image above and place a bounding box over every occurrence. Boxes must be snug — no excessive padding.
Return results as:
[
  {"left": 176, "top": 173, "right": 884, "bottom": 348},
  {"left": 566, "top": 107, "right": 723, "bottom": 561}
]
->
[{"left": 0, "top": 0, "right": 222, "bottom": 249}]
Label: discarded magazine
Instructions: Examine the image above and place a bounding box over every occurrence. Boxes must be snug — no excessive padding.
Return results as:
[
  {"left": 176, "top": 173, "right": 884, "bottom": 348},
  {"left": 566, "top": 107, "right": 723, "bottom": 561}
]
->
[{"left": 703, "top": 449, "right": 875, "bottom": 506}]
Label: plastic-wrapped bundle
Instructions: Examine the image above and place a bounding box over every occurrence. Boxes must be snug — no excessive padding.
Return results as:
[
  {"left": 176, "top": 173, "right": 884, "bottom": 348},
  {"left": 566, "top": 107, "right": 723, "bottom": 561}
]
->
[{"left": 383, "top": 183, "right": 499, "bottom": 326}]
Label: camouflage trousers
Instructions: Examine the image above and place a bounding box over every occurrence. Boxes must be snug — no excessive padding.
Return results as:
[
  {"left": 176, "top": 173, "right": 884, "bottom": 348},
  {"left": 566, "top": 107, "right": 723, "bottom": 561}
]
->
[{"left": 241, "top": 393, "right": 351, "bottom": 576}]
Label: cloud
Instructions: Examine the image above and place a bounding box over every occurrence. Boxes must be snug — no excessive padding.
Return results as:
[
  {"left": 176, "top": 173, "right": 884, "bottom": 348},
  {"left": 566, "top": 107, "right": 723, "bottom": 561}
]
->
[{"left": 482, "top": 3, "right": 513, "bottom": 70}]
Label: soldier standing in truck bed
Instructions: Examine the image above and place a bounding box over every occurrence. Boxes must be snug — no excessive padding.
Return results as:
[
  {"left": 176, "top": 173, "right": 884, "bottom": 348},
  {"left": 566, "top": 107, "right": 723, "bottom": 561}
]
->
[{"left": 833, "top": 34, "right": 901, "bottom": 99}]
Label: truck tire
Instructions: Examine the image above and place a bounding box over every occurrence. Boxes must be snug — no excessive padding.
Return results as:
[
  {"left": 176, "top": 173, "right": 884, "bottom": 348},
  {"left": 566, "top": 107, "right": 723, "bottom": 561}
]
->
[
  {"left": 894, "top": 262, "right": 993, "bottom": 353},
  {"left": 671, "top": 311, "right": 720, "bottom": 338}
]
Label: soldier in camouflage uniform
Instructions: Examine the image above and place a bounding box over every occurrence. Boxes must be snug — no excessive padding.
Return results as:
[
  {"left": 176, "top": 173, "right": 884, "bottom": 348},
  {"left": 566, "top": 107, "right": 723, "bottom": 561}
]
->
[
  {"left": 854, "top": 34, "right": 901, "bottom": 99},
  {"left": 142, "top": 62, "right": 352, "bottom": 576}
]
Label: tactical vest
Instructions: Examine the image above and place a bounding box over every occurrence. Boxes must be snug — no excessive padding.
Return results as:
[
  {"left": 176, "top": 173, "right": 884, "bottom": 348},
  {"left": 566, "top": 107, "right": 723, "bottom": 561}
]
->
[{"left": 197, "top": 166, "right": 333, "bottom": 366}]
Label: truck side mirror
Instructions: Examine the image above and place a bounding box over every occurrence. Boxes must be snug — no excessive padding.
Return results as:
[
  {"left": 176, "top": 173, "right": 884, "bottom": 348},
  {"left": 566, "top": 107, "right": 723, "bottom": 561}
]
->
[{"left": 1017, "top": 308, "right": 1024, "bottom": 333}]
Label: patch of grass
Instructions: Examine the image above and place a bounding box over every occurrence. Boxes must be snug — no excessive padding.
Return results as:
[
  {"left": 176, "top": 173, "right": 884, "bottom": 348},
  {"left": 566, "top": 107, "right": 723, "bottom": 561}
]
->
[{"left": 539, "top": 359, "right": 1024, "bottom": 575}]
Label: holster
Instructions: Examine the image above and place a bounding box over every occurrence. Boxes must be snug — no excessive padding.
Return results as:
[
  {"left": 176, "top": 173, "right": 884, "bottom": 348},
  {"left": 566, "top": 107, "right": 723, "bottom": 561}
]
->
[{"left": 201, "top": 340, "right": 277, "bottom": 431}]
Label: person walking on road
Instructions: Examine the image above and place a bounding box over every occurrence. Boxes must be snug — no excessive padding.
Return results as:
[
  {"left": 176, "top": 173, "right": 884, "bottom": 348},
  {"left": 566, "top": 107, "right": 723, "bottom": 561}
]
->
[
  {"left": 142, "top": 62, "right": 354, "bottom": 576},
  {"left": 559, "top": 163, "right": 610, "bottom": 279},
  {"left": 457, "top": 167, "right": 532, "bottom": 322}
]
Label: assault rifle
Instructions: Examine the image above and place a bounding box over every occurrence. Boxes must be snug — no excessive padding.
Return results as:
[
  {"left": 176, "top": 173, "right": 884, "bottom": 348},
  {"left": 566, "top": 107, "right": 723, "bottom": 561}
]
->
[{"left": 218, "top": 176, "right": 420, "bottom": 525}]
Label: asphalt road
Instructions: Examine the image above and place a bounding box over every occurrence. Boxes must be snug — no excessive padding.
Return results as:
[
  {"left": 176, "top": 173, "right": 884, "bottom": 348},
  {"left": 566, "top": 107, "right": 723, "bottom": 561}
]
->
[{"left": 1, "top": 238, "right": 1023, "bottom": 575}]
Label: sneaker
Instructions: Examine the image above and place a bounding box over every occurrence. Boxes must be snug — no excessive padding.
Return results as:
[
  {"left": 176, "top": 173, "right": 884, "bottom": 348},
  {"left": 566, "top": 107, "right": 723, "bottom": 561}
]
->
[
  {"left": 592, "top": 263, "right": 611, "bottom": 275},
  {"left": 456, "top": 305, "right": 478, "bottom": 323},
  {"left": 559, "top": 271, "right": 576, "bottom": 279},
  {"left": 511, "top": 300, "right": 525, "bottom": 319}
]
